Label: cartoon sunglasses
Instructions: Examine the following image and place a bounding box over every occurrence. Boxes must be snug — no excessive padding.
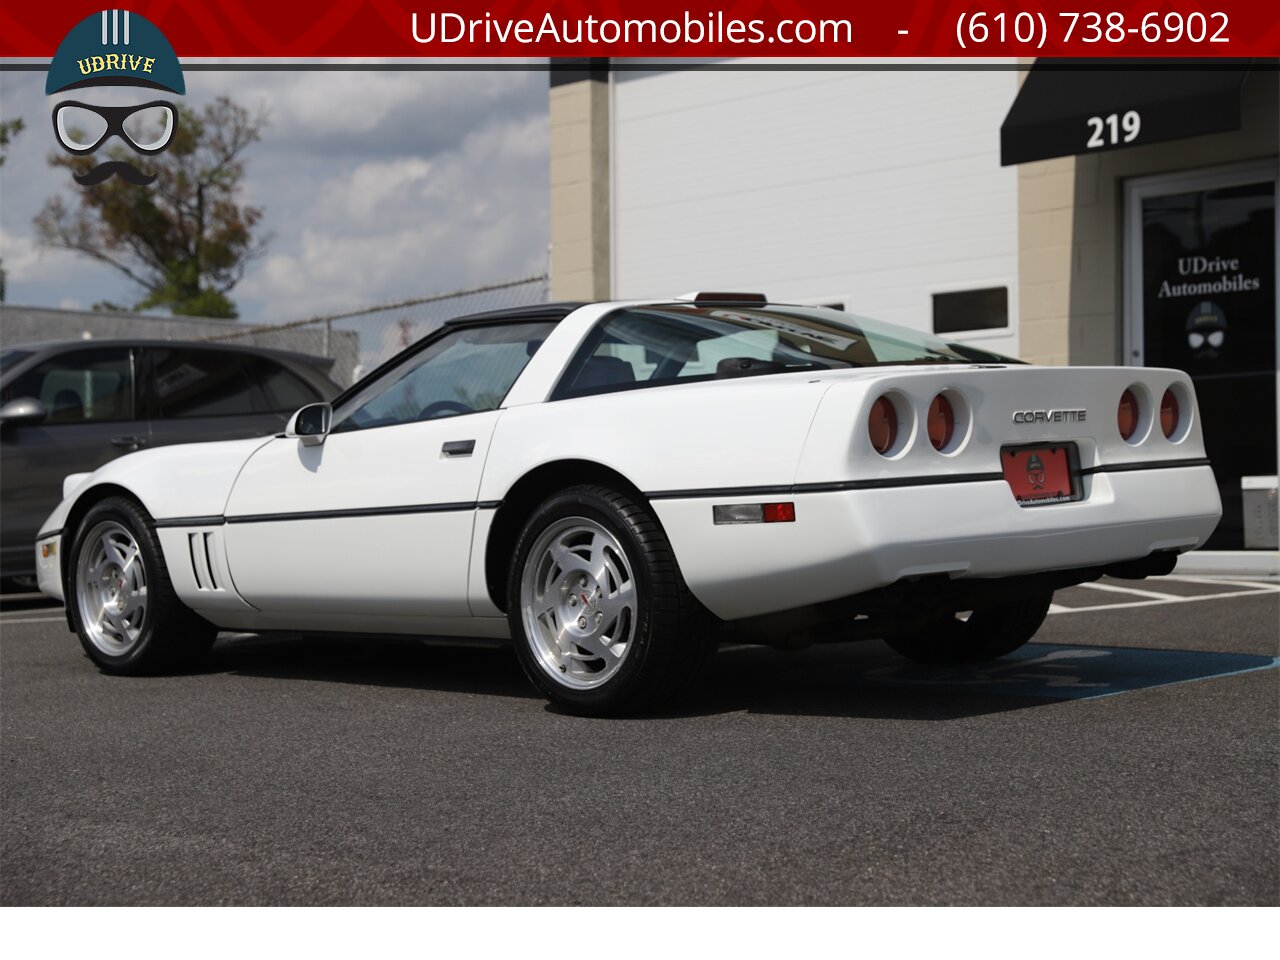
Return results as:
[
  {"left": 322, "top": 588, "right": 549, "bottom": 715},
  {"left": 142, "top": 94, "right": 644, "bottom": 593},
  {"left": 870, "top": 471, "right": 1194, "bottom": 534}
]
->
[{"left": 52, "top": 100, "right": 178, "bottom": 156}]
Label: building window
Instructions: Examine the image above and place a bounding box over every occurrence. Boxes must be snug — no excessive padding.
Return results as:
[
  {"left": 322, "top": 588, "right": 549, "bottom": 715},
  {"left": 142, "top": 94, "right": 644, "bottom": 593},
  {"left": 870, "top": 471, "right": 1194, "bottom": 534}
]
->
[{"left": 932, "top": 287, "right": 1008, "bottom": 334}]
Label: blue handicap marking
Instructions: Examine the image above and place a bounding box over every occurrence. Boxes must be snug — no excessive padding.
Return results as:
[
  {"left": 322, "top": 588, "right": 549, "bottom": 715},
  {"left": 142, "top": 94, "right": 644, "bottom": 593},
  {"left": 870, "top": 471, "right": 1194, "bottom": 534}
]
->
[{"left": 863, "top": 643, "right": 1280, "bottom": 701}]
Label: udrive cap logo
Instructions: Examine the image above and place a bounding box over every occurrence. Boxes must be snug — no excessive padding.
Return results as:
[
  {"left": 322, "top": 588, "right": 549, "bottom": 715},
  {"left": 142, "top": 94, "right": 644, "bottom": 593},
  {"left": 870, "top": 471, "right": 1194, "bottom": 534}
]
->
[{"left": 46, "top": 10, "right": 184, "bottom": 186}]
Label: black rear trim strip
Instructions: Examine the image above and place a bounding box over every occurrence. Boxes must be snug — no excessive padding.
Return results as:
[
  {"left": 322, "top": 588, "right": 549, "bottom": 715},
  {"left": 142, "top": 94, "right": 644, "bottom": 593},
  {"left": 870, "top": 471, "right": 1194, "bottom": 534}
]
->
[
  {"left": 794, "top": 473, "right": 1005, "bottom": 493},
  {"left": 647, "top": 473, "right": 1004, "bottom": 500},
  {"left": 646, "top": 458, "right": 1210, "bottom": 501},
  {"left": 1080, "top": 457, "right": 1211, "bottom": 476},
  {"left": 648, "top": 484, "right": 795, "bottom": 500}
]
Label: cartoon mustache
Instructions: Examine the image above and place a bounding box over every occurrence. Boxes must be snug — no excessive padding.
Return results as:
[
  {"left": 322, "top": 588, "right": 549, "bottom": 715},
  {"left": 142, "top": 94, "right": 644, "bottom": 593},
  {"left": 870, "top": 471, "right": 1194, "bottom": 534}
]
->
[{"left": 73, "top": 160, "right": 157, "bottom": 186}]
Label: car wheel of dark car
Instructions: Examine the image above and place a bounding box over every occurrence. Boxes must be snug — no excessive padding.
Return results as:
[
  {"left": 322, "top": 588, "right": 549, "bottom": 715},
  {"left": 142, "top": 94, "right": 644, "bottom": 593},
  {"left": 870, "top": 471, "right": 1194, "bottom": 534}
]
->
[
  {"left": 68, "top": 496, "right": 217, "bottom": 674},
  {"left": 508, "top": 484, "right": 716, "bottom": 716},
  {"left": 884, "top": 592, "right": 1053, "bottom": 665}
]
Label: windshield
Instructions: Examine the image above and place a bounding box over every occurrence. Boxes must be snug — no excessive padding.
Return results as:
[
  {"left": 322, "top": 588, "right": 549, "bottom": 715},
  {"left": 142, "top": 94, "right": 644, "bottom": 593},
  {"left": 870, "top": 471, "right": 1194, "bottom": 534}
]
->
[{"left": 554, "top": 303, "right": 1016, "bottom": 399}]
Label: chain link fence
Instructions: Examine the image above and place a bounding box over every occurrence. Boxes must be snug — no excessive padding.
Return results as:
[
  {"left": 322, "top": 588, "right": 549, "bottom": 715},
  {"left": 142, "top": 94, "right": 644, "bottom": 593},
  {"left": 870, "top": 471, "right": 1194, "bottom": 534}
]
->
[{"left": 194, "top": 274, "right": 550, "bottom": 387}]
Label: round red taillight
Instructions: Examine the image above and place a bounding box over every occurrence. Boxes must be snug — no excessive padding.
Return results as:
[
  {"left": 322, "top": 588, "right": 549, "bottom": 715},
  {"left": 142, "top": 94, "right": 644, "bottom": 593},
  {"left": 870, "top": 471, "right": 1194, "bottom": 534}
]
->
[
  {"left": 1160, "top": 389, "right": 1179, "bottom": 439},
  {"left": 1118, "top": 389, "right": 1140, "bottom": 441},
  {"left": 868, "top": 396, "right": 897, "bottom": 455},
  {"left": 927, "top": 394, "right": 955, "bottom": 451}
]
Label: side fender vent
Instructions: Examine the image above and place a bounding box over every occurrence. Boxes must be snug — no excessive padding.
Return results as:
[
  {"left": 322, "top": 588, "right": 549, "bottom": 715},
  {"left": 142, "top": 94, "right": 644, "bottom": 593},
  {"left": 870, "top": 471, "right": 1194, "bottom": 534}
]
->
[{"left": 188, "top": 532, "right": 223, "bottom": 591}]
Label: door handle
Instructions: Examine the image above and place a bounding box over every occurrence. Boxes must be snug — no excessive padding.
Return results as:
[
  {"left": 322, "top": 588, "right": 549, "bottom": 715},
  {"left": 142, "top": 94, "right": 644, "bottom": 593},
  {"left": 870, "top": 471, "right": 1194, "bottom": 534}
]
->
[
  {"left": 441, "top": 440, "right": 475, "bottom": 457},
  {"left": 110, "top": 436, "right": 147, "bottom": 450}
]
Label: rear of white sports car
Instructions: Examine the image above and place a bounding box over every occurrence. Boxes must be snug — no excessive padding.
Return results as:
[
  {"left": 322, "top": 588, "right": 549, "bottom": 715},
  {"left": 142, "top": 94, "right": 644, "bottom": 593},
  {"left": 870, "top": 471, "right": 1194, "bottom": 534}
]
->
[{"left": 652, "top": 362, "right": 1220, "bottom": 630}]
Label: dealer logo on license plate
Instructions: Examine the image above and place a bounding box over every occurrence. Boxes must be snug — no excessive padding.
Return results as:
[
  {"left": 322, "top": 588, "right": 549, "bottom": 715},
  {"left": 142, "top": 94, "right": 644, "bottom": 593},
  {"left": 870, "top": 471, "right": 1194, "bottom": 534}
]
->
[{"left": 1001, "top": 444, "right": 1082, "bottom": 506}]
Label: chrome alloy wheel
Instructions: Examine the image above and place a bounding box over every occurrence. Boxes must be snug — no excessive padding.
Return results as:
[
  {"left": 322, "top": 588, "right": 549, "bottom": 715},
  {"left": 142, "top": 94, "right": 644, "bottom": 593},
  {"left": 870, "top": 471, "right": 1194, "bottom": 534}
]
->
[
  {"left": 75, "top": 520, "right": 149, "bottom": 656},
  {"left": 519, "top": 516, "right": 638, "bottom": 689}
]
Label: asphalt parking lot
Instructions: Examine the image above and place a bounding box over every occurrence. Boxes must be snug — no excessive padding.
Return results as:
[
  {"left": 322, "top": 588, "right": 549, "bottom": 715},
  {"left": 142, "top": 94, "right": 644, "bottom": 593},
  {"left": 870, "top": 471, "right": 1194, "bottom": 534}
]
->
[{"left": 2, "top": 575, "right": 1276, "bottom": 906}]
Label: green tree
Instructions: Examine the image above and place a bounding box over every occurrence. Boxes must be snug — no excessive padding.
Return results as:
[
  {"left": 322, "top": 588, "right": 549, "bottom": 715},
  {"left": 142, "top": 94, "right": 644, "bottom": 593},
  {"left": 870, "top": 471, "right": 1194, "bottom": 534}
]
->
[
  {"left": 0, "top": 117, "right": 25, "bottom": 301},
  {"left": 35, "top": 97, "right": 268, "bottom": 318}
]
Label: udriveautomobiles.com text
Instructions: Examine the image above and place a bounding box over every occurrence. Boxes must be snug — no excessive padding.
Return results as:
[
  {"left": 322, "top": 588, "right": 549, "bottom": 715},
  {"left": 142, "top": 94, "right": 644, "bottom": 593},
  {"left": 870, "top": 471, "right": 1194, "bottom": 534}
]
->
[{"left": 411, "top": 11, "right": 855, "bottom": 46}]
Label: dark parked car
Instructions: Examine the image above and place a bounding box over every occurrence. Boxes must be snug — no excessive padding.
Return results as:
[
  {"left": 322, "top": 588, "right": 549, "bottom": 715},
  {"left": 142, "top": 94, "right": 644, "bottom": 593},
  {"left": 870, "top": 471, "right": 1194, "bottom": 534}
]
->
[{"left": 0, "top": 339, "right": 341, "bottom": 582}]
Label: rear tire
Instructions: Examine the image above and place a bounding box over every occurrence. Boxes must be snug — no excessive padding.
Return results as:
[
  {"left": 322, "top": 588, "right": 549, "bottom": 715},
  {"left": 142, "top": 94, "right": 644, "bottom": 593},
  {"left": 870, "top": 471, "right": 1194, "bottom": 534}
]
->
[
  {"left": 68, "top": 496, "right": 216, "bottom": 675},
  {"left": 884, "top": 592, "right": 1052, "bottom": 665},
  {"left": 507, "top": 485, "right": 715, "bottom": 716}
]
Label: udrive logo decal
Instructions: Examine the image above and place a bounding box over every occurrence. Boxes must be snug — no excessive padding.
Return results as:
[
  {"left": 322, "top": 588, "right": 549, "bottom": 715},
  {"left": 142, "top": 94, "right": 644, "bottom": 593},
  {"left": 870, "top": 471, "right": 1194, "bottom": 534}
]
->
[{"left": 46, "top": 10, "right": 185, "bottom": 187}]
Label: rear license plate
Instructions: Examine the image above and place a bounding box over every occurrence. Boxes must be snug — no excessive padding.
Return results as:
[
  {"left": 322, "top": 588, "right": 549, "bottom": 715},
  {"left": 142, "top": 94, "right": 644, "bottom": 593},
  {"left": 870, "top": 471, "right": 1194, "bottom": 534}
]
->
[{"left": 1001, "top": 443, "right": 1082, "bottom": 506}]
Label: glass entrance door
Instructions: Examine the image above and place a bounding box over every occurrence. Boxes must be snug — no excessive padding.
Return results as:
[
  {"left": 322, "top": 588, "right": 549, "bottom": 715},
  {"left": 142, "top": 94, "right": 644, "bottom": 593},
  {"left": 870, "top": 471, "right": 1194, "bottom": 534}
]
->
[{"left": 1125, "top": 160, "right": 1278, "bottom": 550}]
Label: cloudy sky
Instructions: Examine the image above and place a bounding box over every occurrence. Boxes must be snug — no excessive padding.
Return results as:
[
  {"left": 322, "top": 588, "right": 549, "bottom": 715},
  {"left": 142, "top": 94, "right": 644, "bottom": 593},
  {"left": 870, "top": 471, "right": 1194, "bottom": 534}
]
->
[{"left": 0, "top": 66, "right": 549, "bottom": 322}]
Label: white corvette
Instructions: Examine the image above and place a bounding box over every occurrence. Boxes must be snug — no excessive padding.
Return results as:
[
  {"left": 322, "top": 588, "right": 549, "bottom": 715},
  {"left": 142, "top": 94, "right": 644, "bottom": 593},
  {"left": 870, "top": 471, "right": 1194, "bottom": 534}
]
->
[{"left": 35, "top": 295, "right": 1221, "bottom": 714}]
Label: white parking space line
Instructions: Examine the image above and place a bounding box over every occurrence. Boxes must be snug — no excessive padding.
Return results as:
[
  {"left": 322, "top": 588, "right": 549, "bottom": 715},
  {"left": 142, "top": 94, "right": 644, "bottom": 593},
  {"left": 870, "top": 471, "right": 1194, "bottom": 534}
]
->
[
  {"left": 1162, "top": 575, "right": 1280, "bottom": 591},
  {"left": 1079, "top": 581, "right": 1193, "bottom": 601},
  {"left": 0, "top": 615, "right": 67, "bottom": 625},
  {"left": 1048, "top": 588, "right": 1280, "bottom": 615}
]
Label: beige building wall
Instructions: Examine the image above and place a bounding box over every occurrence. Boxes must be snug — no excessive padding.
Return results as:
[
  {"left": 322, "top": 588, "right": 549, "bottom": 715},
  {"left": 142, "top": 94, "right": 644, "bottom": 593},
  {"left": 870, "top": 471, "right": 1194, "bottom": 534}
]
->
[
  {"left": 1018, "top": 69, "right": 1279, "bottom": 366},
  {"left": 549, "top": 78, "right": 611, "bottom": 301}
]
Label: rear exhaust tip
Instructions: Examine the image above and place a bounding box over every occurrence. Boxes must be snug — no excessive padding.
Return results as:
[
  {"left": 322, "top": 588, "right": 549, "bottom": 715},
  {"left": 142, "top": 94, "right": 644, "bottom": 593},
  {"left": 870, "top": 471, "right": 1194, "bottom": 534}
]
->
[{"left": 1104, "top": 551, "right": 1179, "bottom": 581}]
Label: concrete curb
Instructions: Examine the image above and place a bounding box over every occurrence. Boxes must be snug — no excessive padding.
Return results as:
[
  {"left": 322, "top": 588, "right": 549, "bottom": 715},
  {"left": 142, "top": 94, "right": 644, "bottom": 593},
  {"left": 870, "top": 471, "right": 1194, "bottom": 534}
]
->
[{"left": 1175, "top": 550, "right": 1280, "bottom": 579}]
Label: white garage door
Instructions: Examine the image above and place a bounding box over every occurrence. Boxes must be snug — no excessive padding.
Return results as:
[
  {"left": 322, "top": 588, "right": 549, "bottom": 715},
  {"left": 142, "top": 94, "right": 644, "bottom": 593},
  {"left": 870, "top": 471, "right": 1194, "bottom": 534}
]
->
[{"left": 612, "top": 63, "right": 1021, "bottom": 358}]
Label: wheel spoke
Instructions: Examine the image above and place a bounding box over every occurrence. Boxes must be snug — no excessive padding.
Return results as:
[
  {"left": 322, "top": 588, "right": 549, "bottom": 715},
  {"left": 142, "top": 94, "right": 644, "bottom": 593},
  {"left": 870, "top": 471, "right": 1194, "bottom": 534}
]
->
[
  {"left": 589, "top": 533, "right": 611, "bottom": 583},
  {"left": 119, "top": 542, "right": 141, "bottom": 574},
  {"left": 101, "top": 534, "right": 127, "bottom": 568},
  {"left": 123, "top": 588, "right": 146, "bottom": 619},
  {"left": 568, "top": 631, "right": 611, "bottom": 661},
  {"left": 598, "top": 581, "right": 634, "bottom": 619},
  {"left": 550, "top": 542, "right": 582, "bottom": 577},
  {"left": 104, "top": 608, "right": 130, "bottom": 641},
  {"left": 597, "top": 586, "right": 635, "bottom": 633}
]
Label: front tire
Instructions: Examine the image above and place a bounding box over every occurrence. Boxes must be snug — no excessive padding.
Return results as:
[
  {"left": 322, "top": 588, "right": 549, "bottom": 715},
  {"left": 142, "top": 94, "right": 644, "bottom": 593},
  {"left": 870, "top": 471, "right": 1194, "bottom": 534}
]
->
[
  {"left": 68, "top": 496, "right": 216, "bottom": 674},
  {"left": 884, "top": 592, "right": 1052, "bottom": 665},
  {"left": 507, "top": 485, "right": 714, "bottom": 716}
]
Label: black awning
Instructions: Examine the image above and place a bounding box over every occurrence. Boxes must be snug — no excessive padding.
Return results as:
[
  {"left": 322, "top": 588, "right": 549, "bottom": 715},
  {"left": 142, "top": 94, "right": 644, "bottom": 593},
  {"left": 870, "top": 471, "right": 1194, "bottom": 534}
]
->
[{"left": 1000, "top": 60, "right": 1253, "bottom": 166}]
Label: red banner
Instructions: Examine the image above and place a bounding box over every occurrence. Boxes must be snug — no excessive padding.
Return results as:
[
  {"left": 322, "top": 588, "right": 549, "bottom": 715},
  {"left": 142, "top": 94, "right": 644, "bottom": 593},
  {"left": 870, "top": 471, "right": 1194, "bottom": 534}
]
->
[{"left": 1, "top": 0, "right": 1277, "bottom": 58}]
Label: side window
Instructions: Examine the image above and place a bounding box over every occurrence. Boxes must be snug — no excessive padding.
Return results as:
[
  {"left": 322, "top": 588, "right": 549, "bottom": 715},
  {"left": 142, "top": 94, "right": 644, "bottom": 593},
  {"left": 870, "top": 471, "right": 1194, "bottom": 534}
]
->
[
  {"left": 250, "top": 359, "right": 321, "bottom": 412},
  {"left": 1, "top": 348, "right": 133, "bottom": 423},
  {"left": 334, "top": 322, "right": 557, "bottom": 433},
  {"left": 149, "top": 348, "right": 256, "bottom": 418}
]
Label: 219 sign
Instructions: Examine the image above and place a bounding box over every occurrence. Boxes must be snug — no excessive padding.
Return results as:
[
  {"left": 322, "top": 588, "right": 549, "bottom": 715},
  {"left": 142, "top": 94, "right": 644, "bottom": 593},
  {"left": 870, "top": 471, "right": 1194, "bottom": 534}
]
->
[{"left": 1086, "top": 110, "right": 1141, "bottom": 149}]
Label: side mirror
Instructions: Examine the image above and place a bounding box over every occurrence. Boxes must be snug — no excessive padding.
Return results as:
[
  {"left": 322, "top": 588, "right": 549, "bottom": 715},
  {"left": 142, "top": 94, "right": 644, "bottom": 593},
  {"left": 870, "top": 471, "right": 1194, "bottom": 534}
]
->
[
  {"left": 285, "top": 402, "right": 332, "bottom": 447},
  {"left": 0, "top": 397, "right": 48, "bottom": 426}
]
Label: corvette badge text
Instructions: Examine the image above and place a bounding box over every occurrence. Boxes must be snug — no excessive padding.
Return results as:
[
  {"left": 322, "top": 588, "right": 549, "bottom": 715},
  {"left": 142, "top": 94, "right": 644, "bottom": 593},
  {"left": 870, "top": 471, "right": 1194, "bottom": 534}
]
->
[{"left": 1012, "top": 409, "right": 1088, "bottom": 424}]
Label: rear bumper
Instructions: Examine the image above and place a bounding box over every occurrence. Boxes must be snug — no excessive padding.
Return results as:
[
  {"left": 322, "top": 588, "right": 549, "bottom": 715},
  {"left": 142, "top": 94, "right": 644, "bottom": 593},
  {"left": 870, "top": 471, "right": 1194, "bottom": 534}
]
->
[
  {"left": 652, "top": 464, "right": 1222, "bottom": 620},
  {"left": 35, "top": 533, "right": 64, "bottom": 602}
]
